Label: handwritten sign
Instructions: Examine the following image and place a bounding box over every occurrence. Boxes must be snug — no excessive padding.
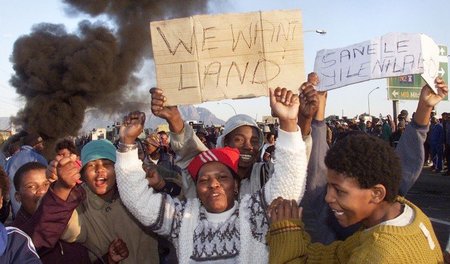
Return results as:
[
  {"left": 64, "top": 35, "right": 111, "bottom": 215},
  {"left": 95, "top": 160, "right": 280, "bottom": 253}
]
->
[
  {"left": 150, "top": 10, "right": 304, "bottom": 105},
  {"left": 314, "top": 33, "right": 440, "bottom": 92}
]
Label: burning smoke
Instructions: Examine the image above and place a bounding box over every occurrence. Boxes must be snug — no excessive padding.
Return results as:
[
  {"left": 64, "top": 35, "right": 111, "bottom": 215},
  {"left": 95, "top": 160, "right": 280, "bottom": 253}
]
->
[{"left": 9, "top": 0, "right": 209, "bottom": 147}]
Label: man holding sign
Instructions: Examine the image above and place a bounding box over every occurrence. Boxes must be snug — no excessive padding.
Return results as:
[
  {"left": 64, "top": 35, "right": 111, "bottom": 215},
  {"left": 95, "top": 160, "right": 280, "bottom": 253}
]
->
[{"left": 149, "top": 83, "right": 317, "bottom": 199}]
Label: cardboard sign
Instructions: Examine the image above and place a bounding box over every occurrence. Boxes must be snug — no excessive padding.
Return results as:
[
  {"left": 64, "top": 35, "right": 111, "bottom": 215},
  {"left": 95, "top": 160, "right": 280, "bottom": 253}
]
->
[
  {"left": 150, "top": 10, "right": 304, "bottom": 105},
  {"left": 314, "top": 33, "right": 440, "bottom": 92}
]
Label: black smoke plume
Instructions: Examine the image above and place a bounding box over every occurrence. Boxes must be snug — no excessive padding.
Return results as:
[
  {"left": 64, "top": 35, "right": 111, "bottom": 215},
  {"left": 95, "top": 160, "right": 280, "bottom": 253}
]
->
[{"left": 9, "top": 0, "right": 209, "bottom": 152}]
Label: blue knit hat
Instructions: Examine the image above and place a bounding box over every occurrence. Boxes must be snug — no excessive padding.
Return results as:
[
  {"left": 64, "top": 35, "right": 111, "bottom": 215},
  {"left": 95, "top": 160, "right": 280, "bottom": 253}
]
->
[{"left": 81, "top": 139, "right": 116, "bottom": 167}]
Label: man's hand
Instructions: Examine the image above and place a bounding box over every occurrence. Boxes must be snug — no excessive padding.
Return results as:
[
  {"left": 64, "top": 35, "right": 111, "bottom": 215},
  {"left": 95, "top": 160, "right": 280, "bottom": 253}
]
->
[
  {"left": 149, "top": 88, "right": 180, "bottom": 120},
  {"left": 46, "top": 156, "right": 61, "bottom": 183},
  {"left": 298, "top": 82, "right": 319, "bottom": 119},
  {"left": 119, "top": 111, "right": 145, "bottom": 144},
  {"left": 53, "top": 155, "right": 81, "bottom": 189},
  {"left": 107, "top": 238, "right": 129, "bottom": 264},
  {"left": 150, "top": 88, "right": 184, "bottom": 134},
  {"left": 419, "top": 77, "right": 448, "bottom": 108},
  {"left": 315, "top": 90, "right": 328, "bottom": 121},
  {"left": 270, "top": 87, "right": 299, "bottom": 120},
  {"left": 270, "top": 87, "right": 300, "bottom": 132},
  {"left": 143, "top": 163, "right": 166, "bottom": 190},
  {"left": 415, "top": 77, "right": 448, "bottom": 126}
]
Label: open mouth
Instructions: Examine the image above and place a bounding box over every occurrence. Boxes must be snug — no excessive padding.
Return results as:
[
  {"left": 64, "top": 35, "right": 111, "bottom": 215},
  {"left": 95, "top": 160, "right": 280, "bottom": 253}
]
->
[
  {"left": 240, "top": 154, "right": 253, "bottom": 161},
  {"left": 331, "top": 209, "right": 344, "bottom": 217},
  {"left": 210, "top": 192, "right": 224, "bottom": 199},
  {"left": 95, "top": 177, "right": 107, "bottom": 187}
]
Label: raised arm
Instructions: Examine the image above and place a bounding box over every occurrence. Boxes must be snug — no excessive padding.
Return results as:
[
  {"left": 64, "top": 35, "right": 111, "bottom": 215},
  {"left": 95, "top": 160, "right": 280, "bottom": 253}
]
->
[
  {"left": 16, "top": 156, "right": 86, "bottom": 248},
  {"left": 115, "top": 111, "right": 182, "bottom": 238},
  {"left": 300, "top": 90, "right": 336, "bottom": 244},
  {"left": 150, "top": 88, "right": 207, "bottom": 197},
  {"left": 263, "top": 87, "right": 307, "bottom": 204},
  {"left": 297, "top": 80, "right": 319, "bottom": 160}
]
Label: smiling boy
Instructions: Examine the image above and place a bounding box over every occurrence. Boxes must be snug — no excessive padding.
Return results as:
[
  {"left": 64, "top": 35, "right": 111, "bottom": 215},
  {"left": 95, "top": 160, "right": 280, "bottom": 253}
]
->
[{"left": 267, "top": 134, "right": 443, "bottom": 263}]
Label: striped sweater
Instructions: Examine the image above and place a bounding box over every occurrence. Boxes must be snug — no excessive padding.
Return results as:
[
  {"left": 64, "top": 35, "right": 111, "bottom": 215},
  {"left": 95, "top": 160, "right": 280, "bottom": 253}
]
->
[{"left": 116, "top": 127, "right": 307, "bottom": 263}]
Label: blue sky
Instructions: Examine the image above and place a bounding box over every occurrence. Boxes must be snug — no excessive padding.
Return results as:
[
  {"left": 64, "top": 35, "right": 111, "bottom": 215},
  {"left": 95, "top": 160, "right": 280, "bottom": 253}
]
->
[{"left": 1, "top": 0, "right": 449, "bottom": 122}]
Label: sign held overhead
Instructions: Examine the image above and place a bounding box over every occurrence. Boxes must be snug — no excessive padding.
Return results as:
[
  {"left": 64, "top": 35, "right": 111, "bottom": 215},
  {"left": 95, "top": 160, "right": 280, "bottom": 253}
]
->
[
  {"left": 150, "top": 10, "right": 305, "bottom": 106},
  {"left": 314, "top": 33, "right": 440, "bottom": 92}
]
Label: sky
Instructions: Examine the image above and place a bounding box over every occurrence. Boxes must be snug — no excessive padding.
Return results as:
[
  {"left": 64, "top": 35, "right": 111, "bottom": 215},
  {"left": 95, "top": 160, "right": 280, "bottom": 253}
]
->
[{"left": 1, "top": 0, "right": 449, "bottom": 123}]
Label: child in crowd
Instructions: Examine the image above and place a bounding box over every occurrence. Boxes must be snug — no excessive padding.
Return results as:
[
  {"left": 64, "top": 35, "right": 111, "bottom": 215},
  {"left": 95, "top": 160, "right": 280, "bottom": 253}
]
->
[
  {"left": 11, "top": 161, "right": 91, "bottom": 263},
  {"left": 0, "top": 165, "right": 41, "bottom": 263},
  {"left": 300, "top": 77, "right": 448, "bottom": 245},
  {"left": 267, "top": 133, "right": 443, "bottom": 263}
]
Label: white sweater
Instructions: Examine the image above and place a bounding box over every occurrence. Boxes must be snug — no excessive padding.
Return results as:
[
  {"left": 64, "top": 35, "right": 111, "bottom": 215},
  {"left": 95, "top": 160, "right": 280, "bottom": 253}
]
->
[{"left": 115, "top": 127, "right": 307, "bottom": 263}]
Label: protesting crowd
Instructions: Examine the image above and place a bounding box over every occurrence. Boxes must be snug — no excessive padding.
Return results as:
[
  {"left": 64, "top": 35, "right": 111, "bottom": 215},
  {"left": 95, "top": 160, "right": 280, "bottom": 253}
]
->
[{"left": 0, "top": 73, "right": 448, "bottom": 263}]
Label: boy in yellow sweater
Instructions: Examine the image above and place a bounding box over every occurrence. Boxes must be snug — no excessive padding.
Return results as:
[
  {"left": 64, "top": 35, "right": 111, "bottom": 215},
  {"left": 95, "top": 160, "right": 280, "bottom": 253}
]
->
[{"left": 267, "top": 133, "right": 444, "bottom": 264}]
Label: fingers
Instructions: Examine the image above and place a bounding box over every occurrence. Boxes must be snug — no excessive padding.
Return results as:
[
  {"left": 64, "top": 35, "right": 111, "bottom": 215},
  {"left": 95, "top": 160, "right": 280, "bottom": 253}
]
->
[
  {"left": 271, "top": 87, "right": 298, "bottom": 106},
  {"left": 46, "top": 160, "right": 58, "bottom": 182},
  {"left": 122, "top": 111, "right": 146, "bottom": 127},
  {"left": 150, "top": 88, "right": 167, "bottom": 114},
  {"left": 111, "top": 238, "right": 129, "bottom": 258},
  {"left": 149, "top": 87, "right": 162, "bottom": 95},
  {"left": 268, "top": 197, "right": 300, "bottom": 223},
  {"left": 300, "top": 85, "right": 318, "bottom": 104},
  {"left": 436, "top": 77, "right": 448, "bottom": 96},
  {"left": 57, "top": 157, "right": 81, "bottom": 187}
]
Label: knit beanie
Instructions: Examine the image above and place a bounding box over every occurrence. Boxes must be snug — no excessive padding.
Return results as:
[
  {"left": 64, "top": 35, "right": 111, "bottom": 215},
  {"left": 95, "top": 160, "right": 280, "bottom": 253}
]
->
[
  {"left": 81, "top": 139, "right": 116, "bottom": 167},
  {"left": 187, "top": 147, "right": 240, "bottom": 181},
  {"left": 216, "top": 114, "right": 264, "bottom": 149}
]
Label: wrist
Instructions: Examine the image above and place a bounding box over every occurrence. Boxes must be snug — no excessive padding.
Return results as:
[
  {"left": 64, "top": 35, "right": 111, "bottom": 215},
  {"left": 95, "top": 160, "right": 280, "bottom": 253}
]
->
[
  {"left": 168, "top": 112, "right": 184, "bottom": 134},
  {"left": 414, "top": 101, "right": 432, "bottom": 126},
  {"left": 107, "top": 254, "right": 117, "bottom": 264},
  {"left": 298, "top": 117, "right": 312, "bottom": 136},
  {"left": 117, "top": 142, "right": 137, "bottom": 153},
  {"left": 280, "top": 118, "right": 299, "bottom": 132}
]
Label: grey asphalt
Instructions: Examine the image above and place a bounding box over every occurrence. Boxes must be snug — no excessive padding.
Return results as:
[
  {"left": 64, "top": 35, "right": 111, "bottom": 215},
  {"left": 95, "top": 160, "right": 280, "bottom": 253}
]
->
[{"left": 406, "top": 166, "right": 450, "bottom": 250}]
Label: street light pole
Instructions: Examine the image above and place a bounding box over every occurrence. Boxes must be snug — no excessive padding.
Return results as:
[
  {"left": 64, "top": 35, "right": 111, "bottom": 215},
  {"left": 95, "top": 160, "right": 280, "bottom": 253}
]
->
[
  {"left": 368, "top": 87, "right": 380, "bottom": 115},
  {"left": 303, "top": 29, "right": 327, "bottom": 35},
  {"left": 218, "top": 102, "right": 237, "bottom": 115}
]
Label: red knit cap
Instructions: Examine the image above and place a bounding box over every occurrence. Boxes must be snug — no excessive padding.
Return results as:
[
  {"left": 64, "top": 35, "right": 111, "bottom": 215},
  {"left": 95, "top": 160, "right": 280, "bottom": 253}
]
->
[{"left": 187, "top": 147, "right": 240, "bottom": 181}]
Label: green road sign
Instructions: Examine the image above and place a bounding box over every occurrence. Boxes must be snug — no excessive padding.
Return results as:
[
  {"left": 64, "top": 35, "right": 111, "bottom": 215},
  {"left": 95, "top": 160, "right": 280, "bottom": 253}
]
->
[{"left": 388, "top": 45, "right": 448, "bottom": 100}]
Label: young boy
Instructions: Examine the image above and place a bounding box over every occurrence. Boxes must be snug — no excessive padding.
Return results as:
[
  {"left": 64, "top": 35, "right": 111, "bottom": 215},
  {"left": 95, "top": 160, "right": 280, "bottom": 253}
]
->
[
  {"left": 267, "top": 134, "right": 443, "bottom": 263},
  {"left": 0, "top": 166, "right": 41, "bottom": 263},
  {"left": 11, "top": 161, "right": 91, "bottom": 264},
  {"left": 29, "top": 139, "right": 156, "bottom": 263}
]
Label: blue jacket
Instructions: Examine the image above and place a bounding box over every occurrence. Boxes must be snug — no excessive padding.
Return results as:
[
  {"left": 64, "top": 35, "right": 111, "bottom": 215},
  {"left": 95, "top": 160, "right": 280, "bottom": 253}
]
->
[
  {"left": 430, "top": 123, "right": 444, "bottom": 147},
  {"left": 0, "top": 222, "right": 41, "bottom": 263}
]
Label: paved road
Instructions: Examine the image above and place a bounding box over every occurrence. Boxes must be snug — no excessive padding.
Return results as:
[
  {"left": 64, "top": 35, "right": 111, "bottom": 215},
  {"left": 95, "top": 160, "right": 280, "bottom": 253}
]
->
[{"left": 406, "top": 166, "right": 450, "bottom": 250}]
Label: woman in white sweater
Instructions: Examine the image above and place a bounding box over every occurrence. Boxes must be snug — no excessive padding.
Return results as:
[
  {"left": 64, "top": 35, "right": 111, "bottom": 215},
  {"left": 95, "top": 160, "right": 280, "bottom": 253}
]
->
[{"left": 115, "top": 87, "right": 308, "bottom": 263}]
